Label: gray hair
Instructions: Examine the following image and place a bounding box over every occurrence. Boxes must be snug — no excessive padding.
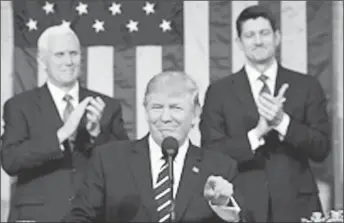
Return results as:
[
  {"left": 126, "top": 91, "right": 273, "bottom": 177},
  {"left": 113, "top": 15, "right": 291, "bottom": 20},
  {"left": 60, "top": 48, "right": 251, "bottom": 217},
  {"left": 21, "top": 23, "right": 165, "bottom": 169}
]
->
[
  {"left": 143, "top": 71, "right": 200, "bottom": 108},
  {"left": 37, "top": 24, "right": 80, "bottom": 60}
]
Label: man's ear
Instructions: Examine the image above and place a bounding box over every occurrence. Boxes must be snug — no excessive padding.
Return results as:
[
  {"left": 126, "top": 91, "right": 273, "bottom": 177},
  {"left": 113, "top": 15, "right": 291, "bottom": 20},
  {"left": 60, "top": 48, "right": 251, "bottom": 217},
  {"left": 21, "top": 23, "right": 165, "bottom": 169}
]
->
[
  {"left": 38, "top": 52, "right": 47, "bottom": 71},
  {"left": 192, "top": 104, "right": 202, "bottom": 127},
  {"left": 236, "top": 36, "right": 243, "bottom": 51},
  {"left": 274, "top": 29, "right": 281, "bottom": 47}
]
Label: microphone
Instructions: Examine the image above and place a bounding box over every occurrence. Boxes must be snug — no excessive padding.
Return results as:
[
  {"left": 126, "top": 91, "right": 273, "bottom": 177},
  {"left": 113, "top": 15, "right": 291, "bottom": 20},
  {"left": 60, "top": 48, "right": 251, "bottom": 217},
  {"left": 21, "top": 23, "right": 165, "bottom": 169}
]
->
[{"left": 161, "top": 136, "right": 179, "bottom": 222}]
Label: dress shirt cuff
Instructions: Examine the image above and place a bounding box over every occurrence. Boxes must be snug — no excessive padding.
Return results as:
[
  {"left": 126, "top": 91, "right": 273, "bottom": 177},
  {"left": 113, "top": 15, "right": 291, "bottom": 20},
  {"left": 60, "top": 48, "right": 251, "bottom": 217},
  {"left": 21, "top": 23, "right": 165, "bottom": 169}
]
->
[
  {"left": 209, "top": 197, "right": 241, "bottom": 222},
  {"left": 273, "top": 113, "right": 290, "bottom": 141},
  {"left": 248, "top": 129, "right": 265, "bottom": 152}
]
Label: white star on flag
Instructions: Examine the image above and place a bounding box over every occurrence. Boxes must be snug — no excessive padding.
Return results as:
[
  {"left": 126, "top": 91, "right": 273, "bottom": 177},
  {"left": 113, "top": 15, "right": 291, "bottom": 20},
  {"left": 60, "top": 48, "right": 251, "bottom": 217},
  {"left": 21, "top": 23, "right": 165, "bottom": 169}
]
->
[
  {"left": 159, "top": 19, "right": 171, "bottom": 32},
  {"left": 26, "top": 18, "right": 38, "bottom": 31},
  {"left": 126, "top": 20, "right": 139, "bottom": 32},
  {"left": 142, "top": 2, "right": 155, "bottom": 15},
  {"left": 92, "top": 19, "right": 105, "bottom": 33},
  {"left": 109, "top": 2, "right": 121, "bottom": 15},
  {"left": 42, "top": 1, "right": 54, "bottom": 15},
  {"left": 61, "top": 20, "right": 71, "bottom": 28},
  {"left": 76, "top": 2, "right": 88, "bottom": 15}
]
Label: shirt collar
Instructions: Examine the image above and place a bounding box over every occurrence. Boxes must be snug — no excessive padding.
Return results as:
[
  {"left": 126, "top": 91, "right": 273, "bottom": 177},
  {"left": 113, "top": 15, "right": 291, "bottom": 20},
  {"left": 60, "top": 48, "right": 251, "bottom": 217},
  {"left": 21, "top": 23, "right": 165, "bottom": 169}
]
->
[
  {"left": 245, "top": 59, "right": 278, "bottom": 84},
  {"left": 47, "top": 81, "right": 79, "bottom": 104},
  {"left": 148, "top": 134, "right": 190, "bottom": 165}
]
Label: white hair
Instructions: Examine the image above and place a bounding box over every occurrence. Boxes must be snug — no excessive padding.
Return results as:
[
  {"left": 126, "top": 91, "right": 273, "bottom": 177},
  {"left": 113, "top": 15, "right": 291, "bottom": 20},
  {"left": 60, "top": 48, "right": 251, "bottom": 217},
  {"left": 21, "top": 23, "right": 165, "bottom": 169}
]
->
[
  {"left": 37, "top": 24, "right": 80, "bottom": 59},
  {"left": 143, "top": 71, "right": 201, "bottom": 108}
]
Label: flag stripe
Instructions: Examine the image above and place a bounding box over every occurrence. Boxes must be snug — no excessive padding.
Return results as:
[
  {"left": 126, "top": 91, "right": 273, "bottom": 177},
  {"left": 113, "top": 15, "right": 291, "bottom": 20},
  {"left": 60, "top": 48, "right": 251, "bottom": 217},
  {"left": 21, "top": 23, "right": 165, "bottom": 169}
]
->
[
  {"left": 307, "top": 1, "right": 333, "bottom": 98},
  {"left": 162, "top": 45, "right": 184, "bottom": 72},
  {"left": 1, "top": 2, "right": 13, "bottom": 217},
  {"left": 87, "top": 46, "right": 114, "bottom": 97},
  {"left": 209, "top": 1, "right": 232, "bottom": 82},
  {"left": 281, "top": 1, "right": 307, "bottom": 73},
  {"left": 332, "top": 1, "right": 343, "bottom": 209},
  {"left": 114, "top": 47, "right": 136, "bottom": 139},
  {"left": 184, "top": 1, "right": 209, "bottom": 146},
  {"left": 14, "top": 47, "right": 37, "bottom": 94},
  {"left": 136, "top": 46, "right": 162, "bottom": 139},
  {"left": 79, "top": 47, "right": 88, "bottom": 88},
  {"left": 231, "top": 1, "right": 258, "bottom": 73},
  {"left": 259, "top": 0, "right": 281, "bottom": 61},
  {"left": 306, "top": 1, "right": 334, "bottom": 212}
]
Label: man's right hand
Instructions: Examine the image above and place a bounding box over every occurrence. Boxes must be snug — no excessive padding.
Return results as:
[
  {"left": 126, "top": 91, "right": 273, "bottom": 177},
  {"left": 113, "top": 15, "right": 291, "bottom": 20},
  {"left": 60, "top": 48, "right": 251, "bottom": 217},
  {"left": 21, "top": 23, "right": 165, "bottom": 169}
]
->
[{"left": 57, "top": 97, "right": 92, "bottom": 144}]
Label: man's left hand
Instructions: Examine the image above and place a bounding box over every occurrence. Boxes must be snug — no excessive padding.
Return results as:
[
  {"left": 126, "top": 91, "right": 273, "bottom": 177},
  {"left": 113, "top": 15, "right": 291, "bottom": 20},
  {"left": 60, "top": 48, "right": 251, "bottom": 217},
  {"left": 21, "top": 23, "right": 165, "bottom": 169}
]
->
[
  {"left": 204, "top": 176, "right": 234, "bottom": 206},
  {"left": 257, "top": 84, "right": 289, "bottom": 127},
  {"left": 86, "top": 96, "right": 106, "bottom": 137}
]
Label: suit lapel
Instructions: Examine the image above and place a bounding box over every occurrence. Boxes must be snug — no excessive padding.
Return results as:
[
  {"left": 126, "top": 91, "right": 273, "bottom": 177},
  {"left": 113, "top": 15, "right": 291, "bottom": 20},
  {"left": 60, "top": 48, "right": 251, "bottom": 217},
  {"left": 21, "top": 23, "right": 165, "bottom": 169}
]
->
[
  {"left": 129, "top": 136, "right": 158, "bottom": 222},
  {"left": 231, "top": 68, "right": 259, "bottom": 121},
  {"left": 174, "top": 143, "right": 203, "bottom": 222},
  {"left": 39, "top": 84, "right": 63, "bottom": 130},
  {"left": 78, "top": 87, "right": 89, "bottom": 127}
]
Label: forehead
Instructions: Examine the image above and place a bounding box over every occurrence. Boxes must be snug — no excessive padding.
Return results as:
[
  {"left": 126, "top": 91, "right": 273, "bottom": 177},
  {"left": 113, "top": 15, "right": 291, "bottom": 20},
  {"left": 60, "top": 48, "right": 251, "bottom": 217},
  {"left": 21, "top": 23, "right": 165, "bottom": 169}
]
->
[
  {"left": 146, "top": 91, "right": 190, "bottom": 104},
  {"left": 48, "top": 33, "right": 80, "bottom": 53},
  {"left": 241, "top": 17, "right": 273, "bottom": 32}
]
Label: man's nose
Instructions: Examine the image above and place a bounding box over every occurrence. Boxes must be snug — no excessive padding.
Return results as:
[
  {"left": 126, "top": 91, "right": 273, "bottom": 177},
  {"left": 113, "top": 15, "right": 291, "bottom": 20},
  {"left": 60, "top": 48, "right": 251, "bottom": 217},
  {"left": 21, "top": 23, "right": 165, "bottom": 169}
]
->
[
  {"left": 160, "top": 108, "right": 172, "bottom": 122},
  {"left": 254, "top": 34, "right": 263, "bottom": 45},
  {"left": 64, "top": 55, "right": 74, "bottom": 65}
]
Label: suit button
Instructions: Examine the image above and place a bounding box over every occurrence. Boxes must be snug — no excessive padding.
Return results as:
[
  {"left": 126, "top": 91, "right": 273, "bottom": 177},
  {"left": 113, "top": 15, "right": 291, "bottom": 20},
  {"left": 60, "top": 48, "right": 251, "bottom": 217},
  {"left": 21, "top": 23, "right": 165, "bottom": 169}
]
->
[{"left": 71, "top": 168, "right": 76, "bottom": 173}]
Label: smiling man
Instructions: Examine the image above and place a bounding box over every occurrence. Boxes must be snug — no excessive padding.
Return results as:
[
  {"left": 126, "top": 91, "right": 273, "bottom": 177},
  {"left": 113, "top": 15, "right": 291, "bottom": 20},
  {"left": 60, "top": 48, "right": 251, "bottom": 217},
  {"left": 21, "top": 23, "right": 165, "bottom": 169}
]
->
[
  {"left": 62, "top": 71, "right": 254, "bottom": 223},
  {"left": 200, "top": 5, "right": 331, "bottom": 222},
  {"left": 1, "top": 24, "right": 128, "bottom": 222}
]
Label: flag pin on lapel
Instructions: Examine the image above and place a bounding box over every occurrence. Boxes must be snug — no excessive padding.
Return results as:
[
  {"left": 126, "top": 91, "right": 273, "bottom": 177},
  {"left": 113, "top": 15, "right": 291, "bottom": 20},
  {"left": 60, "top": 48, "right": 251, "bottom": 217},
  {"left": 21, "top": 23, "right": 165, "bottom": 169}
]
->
[{"left": 192, "top": 166, "right": 199, "bottom": 174}]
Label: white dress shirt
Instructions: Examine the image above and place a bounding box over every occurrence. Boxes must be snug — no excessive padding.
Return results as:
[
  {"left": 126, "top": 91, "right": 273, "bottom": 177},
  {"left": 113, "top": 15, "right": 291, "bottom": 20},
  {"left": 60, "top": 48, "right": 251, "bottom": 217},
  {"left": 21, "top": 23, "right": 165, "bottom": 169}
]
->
[
  {"left": 47, "top": 81, "right": 79, "bottom": 120},
  {"left": 47, "top": 81, "right": 79, "bottom": 151},
  {"left": 245, "top": 60, "right": 290, "bottom": 151},
  {"left": 148, "top": 135, "right": 241, "bottom": 222}
]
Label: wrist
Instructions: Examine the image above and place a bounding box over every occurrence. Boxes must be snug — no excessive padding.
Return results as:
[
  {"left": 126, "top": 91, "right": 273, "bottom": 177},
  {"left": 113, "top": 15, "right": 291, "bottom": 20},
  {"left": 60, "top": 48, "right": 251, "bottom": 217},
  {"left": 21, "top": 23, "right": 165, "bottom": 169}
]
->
[{"left": 253, "top": 126, "right": 266, "bottom": 140}]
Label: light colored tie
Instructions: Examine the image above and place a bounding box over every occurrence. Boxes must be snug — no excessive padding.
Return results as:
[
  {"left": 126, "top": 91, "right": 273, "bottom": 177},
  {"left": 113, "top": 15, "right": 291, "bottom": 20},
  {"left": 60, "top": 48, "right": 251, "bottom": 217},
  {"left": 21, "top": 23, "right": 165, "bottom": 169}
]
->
[
  {"left": 258, "top": 74, "right": 271, "bottom": 95},
  {"left": 63, "top": 94, "right": 75, "bottom": 151},
  {"left": 63, "top": 94, "right": 74, "bottom": 122}
]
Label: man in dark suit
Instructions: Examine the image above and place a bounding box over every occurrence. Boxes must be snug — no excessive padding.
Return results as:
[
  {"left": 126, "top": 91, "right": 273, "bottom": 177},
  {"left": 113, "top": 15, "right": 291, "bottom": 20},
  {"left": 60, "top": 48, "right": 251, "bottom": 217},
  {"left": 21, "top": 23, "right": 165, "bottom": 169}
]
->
[
  {"left": 1, "top": 24, "right": 129, "bottom": 222},
  {"left": 62, "top": 71, "right": 253, "bottom": 222},
  {"left": 199, "top": 5, "right": 331, "bottom": 223}
]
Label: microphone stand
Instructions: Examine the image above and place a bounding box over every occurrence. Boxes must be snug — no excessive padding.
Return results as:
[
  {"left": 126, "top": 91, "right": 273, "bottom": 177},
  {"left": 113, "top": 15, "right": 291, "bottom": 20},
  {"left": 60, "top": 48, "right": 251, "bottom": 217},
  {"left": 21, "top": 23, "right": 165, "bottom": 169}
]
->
[{"left": 167, "top": 155, "right": 176, "bottom": 222}]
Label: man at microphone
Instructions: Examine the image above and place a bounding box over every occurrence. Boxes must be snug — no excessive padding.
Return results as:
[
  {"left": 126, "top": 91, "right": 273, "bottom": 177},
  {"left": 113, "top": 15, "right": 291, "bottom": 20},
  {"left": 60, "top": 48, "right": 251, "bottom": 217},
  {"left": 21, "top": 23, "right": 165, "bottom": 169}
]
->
[{"left": 62, "top": 71, "right": 253, "bottom": 222}]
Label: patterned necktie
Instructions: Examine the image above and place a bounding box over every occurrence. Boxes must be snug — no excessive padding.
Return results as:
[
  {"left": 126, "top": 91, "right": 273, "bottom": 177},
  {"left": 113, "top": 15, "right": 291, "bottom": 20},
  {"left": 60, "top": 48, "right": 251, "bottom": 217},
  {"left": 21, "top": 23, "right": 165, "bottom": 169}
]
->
[
  {"left": 63, "top": 94, "right": 74, "bottom": 122},
  {"left": 258, "top": 74, "right": 271, "bottom": 95},
  {"left": 63, "top": 94, "right": 75, "bottom": 151},
  {"left": 154, "top": 160, "right": 172, "bottom": 222}
]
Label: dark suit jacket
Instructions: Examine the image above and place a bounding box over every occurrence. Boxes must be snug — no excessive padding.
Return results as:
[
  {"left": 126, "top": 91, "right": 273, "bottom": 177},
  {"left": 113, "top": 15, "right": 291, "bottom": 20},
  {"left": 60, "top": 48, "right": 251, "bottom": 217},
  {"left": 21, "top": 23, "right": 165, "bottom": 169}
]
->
[
  {"left": 199, "top": 65, "right": 331, "bottom": 222},
  {"left": 0, "top": 84, "right": 129, "bottom": 222},
  {"left": 62, "top": 136, "right": 254, "bottom": 222}
]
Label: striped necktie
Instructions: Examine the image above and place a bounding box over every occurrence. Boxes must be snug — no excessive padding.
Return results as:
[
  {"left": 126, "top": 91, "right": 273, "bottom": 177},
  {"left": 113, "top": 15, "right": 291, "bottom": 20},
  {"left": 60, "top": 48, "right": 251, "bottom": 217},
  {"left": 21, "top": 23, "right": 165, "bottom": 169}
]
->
[
  {"left": 154, "top": 161, "right": 173, "bottom": 222},
  {"left": 63, "top": 94, "right": 74, "bottom": 122},
  {"left": 258, "top": 74, "right": 271, "bottom": 95},
  {"left": 63, "top": 94, "right": 75, "bottom": 152}
]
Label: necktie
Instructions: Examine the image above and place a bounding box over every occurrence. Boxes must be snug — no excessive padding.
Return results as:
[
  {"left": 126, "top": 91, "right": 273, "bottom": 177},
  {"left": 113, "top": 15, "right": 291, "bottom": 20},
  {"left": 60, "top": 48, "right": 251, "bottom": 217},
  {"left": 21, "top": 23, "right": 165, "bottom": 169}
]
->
[
  {"left": 154, "top": 161, "right": 172, "bottom": 222},
  {"left": 63, "top": 94, "right": 74, "bottom": 122},
  {"left": 258, "top": 74, "right": 271, "bottom": 95},
  {"left": 63, "top": 94, "right": 75, "bottom": 152}
]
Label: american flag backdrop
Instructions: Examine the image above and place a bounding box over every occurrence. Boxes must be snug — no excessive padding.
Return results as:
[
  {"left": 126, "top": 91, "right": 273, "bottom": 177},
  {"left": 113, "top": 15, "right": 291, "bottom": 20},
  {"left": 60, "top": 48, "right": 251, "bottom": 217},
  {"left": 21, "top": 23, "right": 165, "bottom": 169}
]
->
[{"left": 1, "top": 0, "right": 343, "bottom": 221}]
